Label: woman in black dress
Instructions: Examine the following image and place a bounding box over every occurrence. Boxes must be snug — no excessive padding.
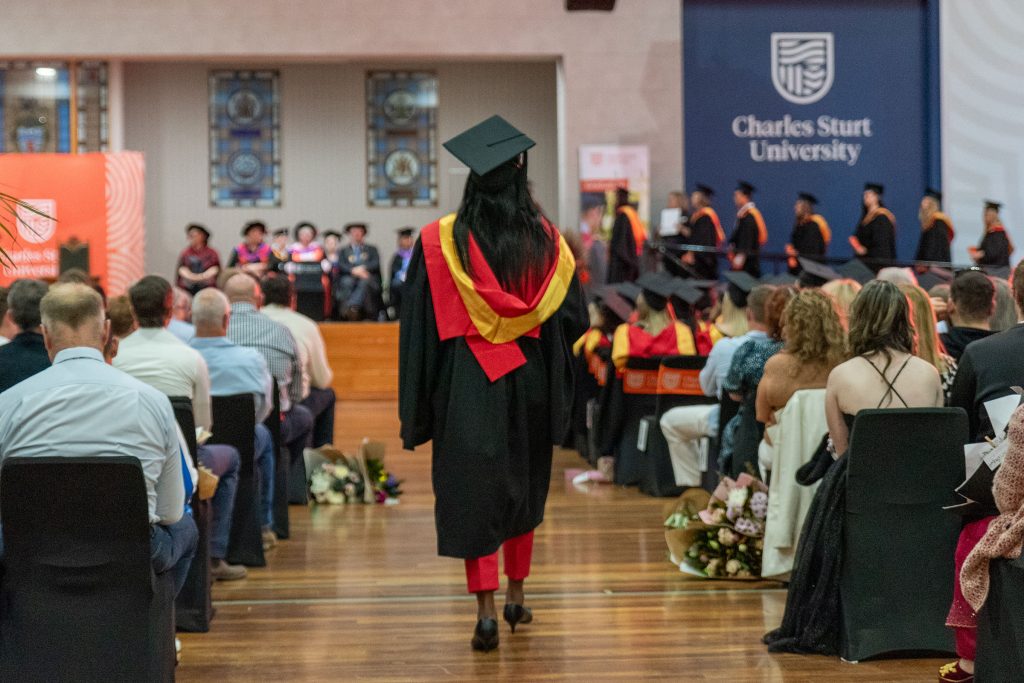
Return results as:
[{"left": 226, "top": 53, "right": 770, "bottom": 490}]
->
[{"left": 399, "top": 115, "right": 586, "bottom": 652}]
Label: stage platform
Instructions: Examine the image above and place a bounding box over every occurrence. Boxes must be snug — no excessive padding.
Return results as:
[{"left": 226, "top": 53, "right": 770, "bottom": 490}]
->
[{"left": 320, "top": 321, "right": 399, "bottom": 401}]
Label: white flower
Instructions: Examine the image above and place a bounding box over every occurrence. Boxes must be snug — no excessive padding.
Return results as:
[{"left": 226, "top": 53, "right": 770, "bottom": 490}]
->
[
  {"left": 725, "top": 559, "right": 742, "bottom": 575},
  {"left": 334, "top": 465, "right": 351, "bottom": 479},
  {"left": 727, "top": 487, "right": 750, "bottom": 509},
  {"left": 325, "top": 490, "right": 346, "bottom": 505}
]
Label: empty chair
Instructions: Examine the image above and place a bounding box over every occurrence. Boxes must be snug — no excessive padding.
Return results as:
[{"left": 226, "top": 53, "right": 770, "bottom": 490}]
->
[
  {"left": 840, "top": 408, "right": 967, "bottom": 661},
  {"left": 0, "top": 457, "right": 175, "bottom": 682},
  {"left": 976, "top": 554, "right": 1024, "bottom": 682},
  {"left": 169, "top": 396, "right": 215, "bottom": 632},
  {"left": 598, "top": 356, "right": 662, "bottom": 486},
  {"left": 210, "top": 393, "right": 265, "bottom": 568},
  {"left": 639, "top": 355, "right": 713, "bottom": 497}
]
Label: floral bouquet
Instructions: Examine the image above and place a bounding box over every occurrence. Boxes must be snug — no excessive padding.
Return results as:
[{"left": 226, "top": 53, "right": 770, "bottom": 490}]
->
[
  {"left": 366, "top": 456, "right": 403, "bottom": 505},
  {"left": 309, "top": 458, "right": 366, "bottom": 505},
  {"left": 663, "top": 473, "right": 769, "bottom": 580}
]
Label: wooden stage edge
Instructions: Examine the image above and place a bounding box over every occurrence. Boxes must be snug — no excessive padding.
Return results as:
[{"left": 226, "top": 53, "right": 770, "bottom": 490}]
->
[{"left": 320, "top": 321, "right": 399, "bottom": 401}]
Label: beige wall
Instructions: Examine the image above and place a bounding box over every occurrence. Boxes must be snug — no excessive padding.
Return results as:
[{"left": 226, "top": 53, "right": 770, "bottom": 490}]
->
[
  {"left": 124, "top": 61, "right": 558, "bottom": 277},
  {"left": 5, "top": 0, "right": 683, "bottom": 271}
]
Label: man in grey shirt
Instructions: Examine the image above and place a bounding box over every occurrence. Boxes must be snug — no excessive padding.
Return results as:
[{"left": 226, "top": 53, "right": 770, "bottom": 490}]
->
[{"left": 0, "top": 283, "right": 197, "bottom": 594}]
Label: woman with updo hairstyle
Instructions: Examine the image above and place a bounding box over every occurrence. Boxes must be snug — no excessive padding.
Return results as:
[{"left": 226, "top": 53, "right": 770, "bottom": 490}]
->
[
  {"left": 764, "top": 280, "right": 943, "bottom": 656},
  {"left": 756, "top": 289, "right": 847, "bottom": 429}
]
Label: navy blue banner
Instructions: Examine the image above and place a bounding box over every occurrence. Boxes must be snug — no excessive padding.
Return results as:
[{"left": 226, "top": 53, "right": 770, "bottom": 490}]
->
[{"left": 683, "top": 0, "right": 940, "bottom": 264}]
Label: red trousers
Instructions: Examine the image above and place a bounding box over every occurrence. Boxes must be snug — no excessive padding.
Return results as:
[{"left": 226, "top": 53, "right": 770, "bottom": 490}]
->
[
  {"left": 463, "top": 531, "right": 534, "bottom": 594},
  {"left": 947, "top": 516, "right": 996, "bottom": 660}
]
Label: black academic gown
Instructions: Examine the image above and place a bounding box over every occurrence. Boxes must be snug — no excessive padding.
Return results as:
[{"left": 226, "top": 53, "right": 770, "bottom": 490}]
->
[
  {"left": 399, "top": 240, "right": 588, "bottom": 559},
  {"left": 855, "top": 209, "right": 897, "bottom": 271},
  {"left": 915, "top": 216, "right": 952, "bottom": 264},
  {"left": 608, "top": 211, "right": 640, "bottom": 283},
  {"left": 977, "top": 229, "right": 1012, "bottom": 268},
  {"left": 730, "top": 212, "right": 762, "bottom": 278},
  {"left": 790, "top": 219, "right": 827, "bottom": 262},
  {"left": 687, "top": 212, "right": 720, "bottom": 280}
]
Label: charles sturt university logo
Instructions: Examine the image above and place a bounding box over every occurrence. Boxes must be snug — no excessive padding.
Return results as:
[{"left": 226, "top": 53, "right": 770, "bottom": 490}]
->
[{"left": 771, "top": 32, "right": 834, "bottom": 105}]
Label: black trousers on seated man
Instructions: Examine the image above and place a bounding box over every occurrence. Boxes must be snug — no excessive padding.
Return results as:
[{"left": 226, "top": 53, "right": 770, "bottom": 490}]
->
[
  {"left": 334, "top": 276, "right": 381, "bottom": 321},
  {"left": 301, "top": 386, "right": 336, "bottom": 447},
  {"left": 282, "top": 404, "right": 315, "bottom": 471}
]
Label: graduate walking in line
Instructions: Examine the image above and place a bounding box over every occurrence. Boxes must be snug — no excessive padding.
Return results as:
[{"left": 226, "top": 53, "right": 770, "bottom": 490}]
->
[
  {"left": 915, "top": 188, "right": 954, "bottom": 267},
  {"left": 729, "top": 181, "right": 767, "bottom": 278},
  {"left": 786, "top": 192, "right": 830, "bottom": 274},
  {"left": 850, "top": 182, "right": 897, "bottom": 271},
  {"left": 398, "top": 115, "right": 587, "bottom": 652},
  {"left": 969, "top": 200, "right": 1013, "bottom": 271}
]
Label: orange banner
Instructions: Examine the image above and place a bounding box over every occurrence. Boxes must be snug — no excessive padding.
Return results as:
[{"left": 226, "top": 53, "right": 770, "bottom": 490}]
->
[
  {"left": 622, "top": 368, "right": 660, "bottom": 395},
  {"left": 0, "top": 152, "right": 145, "bottom": 295},
  {"left": 656, "top": 367, "right": 704, "bottom": 396}
]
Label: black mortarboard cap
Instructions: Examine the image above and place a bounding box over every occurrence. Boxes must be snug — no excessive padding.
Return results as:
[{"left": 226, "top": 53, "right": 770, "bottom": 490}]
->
[
  {"left": 685, "top": 279, "right": 720, "bottom": 291},
  {"left": 797, "top": 192, "right": 818, "bottom": 205},
  {"left": 837, "top": 258, "right": 875, "bottom": 285},
  {"left": 797, "top": 257, "right": 840, "bottom": 287},
  {"left": 396, "top": 227, "right": 415, "bottom": 238},
  {"left": 695, "top": 183, "right": 715, "bottom": 198},
  {"left": 294, "top": 221, "right": 318, "bottom": 239},
  {"left": 242, "top": 220, "right": 267, "bottom": 237},
  {"left": 723, "top": 270, "right": 758, "bottom": 308},
  {"left": 323, "top": 230, "right": 343, "bottom": 240},
  {"left": 598, "top": 286, "right": 634, "bottom": 323},
  {"left": 442, "top": 115, "right": 535, "bottom": 177},
  {"left": 672, "top": 281, "right": 704, "bottom": 306},
  {"left": 272, "top": 227, "right": 289, "bottom": 237},
  {"left": 736, "top": 180, "right": 756, "bottom": 196},
  {"left": 925, "top": 188, "right": 943, "bottom": 202},
  {"left": 615, "top": 281, "right": 642, "bottom": 303},
  {"left": 636, "top": 272, "right": 678, "bottom": 300},
  {"left": 985, "top": 199, "right": 1002, "bottom": 211},
  {"left": 344, "top": 222, "right": 368, "bottom": 234},
  {"left": 186, "top": 223, "right": 211, "bottom": 239},
  {"left": 864, "top": 182, "right": 885, "bottom": 195},
  {"left": 762, "top": 272, "right": 799, "bottom": 286}
]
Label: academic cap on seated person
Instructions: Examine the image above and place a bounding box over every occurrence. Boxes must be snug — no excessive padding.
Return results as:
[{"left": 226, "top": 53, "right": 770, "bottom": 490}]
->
[
  {"left": 762, "top": 272, "right": 799, "bottom": 287},
  {"left": 597, "top": 285, "right": 634, "bottom": 324},
  {"left": 837, "top": 258, "right": 876, "bottom": 285},
  {"left": 323, "top": 230, "right": 342, "bottom": 240},
  {"left": 614, "top": 281, "right": 642, "bottom": 304},
  {"left": 672, "top": 281, "right": 705, "bottom": 307},
  {"left": 395, "top": 227, "right": 416, "bottom": 238},
  {"left": 241, "top": 220, "right": 267, "bottom": 237},
  {"left": 272, "top": 227, "right": 289, "bottom": 238},
  {"left": 723, "top": 270, "right": 759, "bottom": 308},
  {"left": 186, "top": 223, "right": 211, "bottom": 239},
  {"left": 344, "top": 222, "right": 368, "bottom": 234},
  {"left": 443, "top": 115, "right": 535, "bottom": 190},
  {"left": 636, "top": 272, "right": 677, "bottom": 311},
  {"left": 797, "top": 257, "right": 841, "bottom": 288}
]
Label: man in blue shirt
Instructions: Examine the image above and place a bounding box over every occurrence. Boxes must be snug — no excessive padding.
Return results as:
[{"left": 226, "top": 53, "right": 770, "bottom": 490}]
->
[
  {"left": 190, "top": 288, "right": 279, "bottom": 549},
  {"left": 0, "top": 279, "right": 51, "bottom": 393}
]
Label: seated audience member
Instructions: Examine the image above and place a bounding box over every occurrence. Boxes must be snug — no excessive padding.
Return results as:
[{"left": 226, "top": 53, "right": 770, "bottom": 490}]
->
[
  {"left": 875, "top": 266, "right": 918, "bottom": 287},
  {"left": 950, "top": 262, "right": 1024, "bottom": 440},
  {"left": 0, "top": 279, "right": 51, "bottom": 393},
  {"left": 899, "top": 283, "right": 957, "bottom": 395},
  {"left": 56, "top": 268, "right": 107, "bottom": 305},
  {"left": 190, "top": 288, "right": 279, "bottom": 550},
  {"left": 764, "top": 279, "right": 943, "bottom": 655},
  {"left": 721, "top": 286, "right": 795, "bottom": 474},
  {"left": 228, "top": 221, "right": 271, "bottom": 279},
  {"left": 0, "top": 283, "right": 197, "bottom": 593},
  {"left": 335, "top": 222, "right": 383, "bottom": 321},
  {"left": 288, "top": 222, "right": 329, "bottom": 321},
  {"left": 610, "top": 273, "right": 696, "bottom": 371},
  {"left": 0, "top": 286, "right": 10, "bottom": 344},
  {"left": 104, "top": 294, "right": 137, "bottom": 363},
  {"left": 261, "top": 275, "right": 337, "bottom": 447},
  {"left": 116, "top": 275, "right": 246, "bottom": 581},
  {"left": 268, "top": 228, "right": 290, "bottom": 274},
  {"left": 820, "top": 278, "right": 861, "bottom": 322},
  {"left": 176, "top": 223, "right": 221, "bottom": 296},
  {"left": 942, "top": 404, "right": 1024, "bottom": 683},
  {"left": 388, "top": 227, "right": 416, "bottom": 320},
  {"left": 223, "top": 274, "right": 314, "bottom": 482},
  {"left": 660, "top": 284, "right": 774, "bottom": 487},
  {"left": 756, "top": 289, "right": 847, "bottom": 430},
  {"left": 989, "top": 277, "right": 1017, "bottom": 332},
  {"left": 711, "top": 277, "right": 751, "bottom": 341},
  {"left": 169, "top": 287, "right": 196, "bottom": 343},
  {"left": 941, "top": 271, "right": 995, "bottom": 362},
  {"left": 930, "top": 283, "right": 952, "bottom": 334}
]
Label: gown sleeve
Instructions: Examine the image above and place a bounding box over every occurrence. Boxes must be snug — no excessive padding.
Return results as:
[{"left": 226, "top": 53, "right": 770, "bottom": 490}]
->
[{"left": 398, "top": 240, "right": 441, "bottom": 450}]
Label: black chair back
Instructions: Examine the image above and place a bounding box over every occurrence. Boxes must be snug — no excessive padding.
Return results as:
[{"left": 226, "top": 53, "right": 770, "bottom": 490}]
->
[
  {"left": 840, "top": 408, "right": 967, "bottom": 661},
  {"left": 0, "top": 456, "right": 175, "bottom": 681},
  {"left": 264, "top": 379, "right": 290, "bottom": 538},
  {"left": 169, "top": 395, "right": 214, "bottom": 632},
  {"left": 211, "top": 394, "right": 265, "bottom": 567},
  {"left": 976, "top": 554, "right": 1024, "bottom": 681},
  {"left": 599, "top": 356, "right": 662, "bottom": 486}
]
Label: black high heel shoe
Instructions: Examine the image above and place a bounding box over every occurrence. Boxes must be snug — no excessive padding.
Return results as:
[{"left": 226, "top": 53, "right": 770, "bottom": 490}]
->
[
  {"left": 471, "top": 618, "right": 499, "bottom": 652},
  {"left": 503, "top": 604, "right": 533, "bottom": 633}
]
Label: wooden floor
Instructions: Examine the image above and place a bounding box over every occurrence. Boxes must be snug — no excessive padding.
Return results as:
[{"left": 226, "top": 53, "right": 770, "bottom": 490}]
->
[{"left": 178, "top": 400, "right": 943, "bottom": 682}]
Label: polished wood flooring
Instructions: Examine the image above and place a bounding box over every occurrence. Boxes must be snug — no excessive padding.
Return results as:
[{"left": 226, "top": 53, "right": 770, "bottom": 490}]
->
[{"left": 178, "top": 401, "right": 942, "bottom": 681}]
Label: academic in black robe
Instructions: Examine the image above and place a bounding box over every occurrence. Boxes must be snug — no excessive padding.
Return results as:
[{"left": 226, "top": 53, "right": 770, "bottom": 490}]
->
[
  {"left": 790, "top": 219, "right": 827, "bottom": 262},
  {"left": 977, "top": 230, "right": 1012, "bottom": 268},
  {"left": 686, "top": 212, "right": 720, "bottom": 280},
  {"left": 608, "top": 211, "right": 640, "bottom": 283},
  {"left": 855, "top": 210, "right": 897, "bottom": 271},
  {"left": 915, "top": 217, "right": 952, "bottom": 264},
  {"left": 398, "top": 241, "right": 588, "bottom": 559},
  {"left": 730, "top": 213, "right": 762, "bottom": 278}
]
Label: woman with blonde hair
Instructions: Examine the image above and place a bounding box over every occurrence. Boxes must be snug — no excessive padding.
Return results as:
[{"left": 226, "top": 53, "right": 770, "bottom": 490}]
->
[
  {"left": 820, "top": 277, "right": 861, "bottom": 321},
  {"left": 756, "top": 289, "right": 847, "bottom": 429},
  {"left": 898, "top": 282, "right": 957, "bottom": 395}
]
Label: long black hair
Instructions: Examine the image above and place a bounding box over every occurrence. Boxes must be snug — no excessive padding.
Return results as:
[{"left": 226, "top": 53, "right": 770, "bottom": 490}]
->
[{"left": 453, "top": 153, "right": 556, "bottom": 293}]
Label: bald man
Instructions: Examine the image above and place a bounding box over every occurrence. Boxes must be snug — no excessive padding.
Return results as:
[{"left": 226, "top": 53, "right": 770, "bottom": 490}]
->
[
  {"left": 0, "top": 283, "right": 197, "bottom": 594},
  {"left": 223, "top": 274, "right": 314, "bottom": 493}
]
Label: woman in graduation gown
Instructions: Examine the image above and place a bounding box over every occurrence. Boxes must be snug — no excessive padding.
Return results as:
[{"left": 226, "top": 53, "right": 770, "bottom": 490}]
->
[
  {"left": 610, "top": 273, "right": 697, "bottom": 372},
  {"left": 608, "top": 187, "right": 646, "bottom": 283},
  {"left": 850, "top": 182, "right": 897, "bottom": 271},
  {"left": 399, "top": 115, "right": 587, "bottom": 652},
  {"left": 914, "top": 189, "right": 954, "bottom": 266},
  {"left": 969, "top": 200, "right": 1013, "bottom": 270}
]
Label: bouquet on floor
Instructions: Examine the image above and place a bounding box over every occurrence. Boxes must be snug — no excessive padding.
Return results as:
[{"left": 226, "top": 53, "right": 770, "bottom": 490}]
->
[
  {"left": 307, "top": 440, "right": 403, "bottom": 505},
  {"left": 366, "top": 456, "right": 403, "bottom": 504},
  {"left": 663, "top": 473, "right": 768, "bottom": 579},
  {"left": 309, "top": 457, "right": 367, "bottom": 505}
]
